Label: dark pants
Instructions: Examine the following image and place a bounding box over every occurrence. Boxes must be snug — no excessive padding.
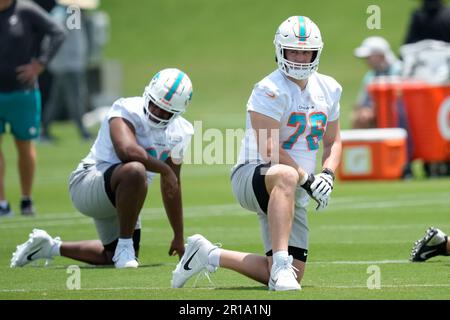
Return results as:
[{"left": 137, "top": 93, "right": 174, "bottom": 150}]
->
[{"left": 42, "top": 71, "right": 90, "bottom": 139}]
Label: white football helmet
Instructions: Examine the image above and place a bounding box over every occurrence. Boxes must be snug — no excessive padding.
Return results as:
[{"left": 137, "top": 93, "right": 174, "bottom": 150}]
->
[
  {"left": 274, "top": 16, "right": 323, "bottom": 80},
  {"left": 143, "top": 68, "right": 193, "bottom": 128}
]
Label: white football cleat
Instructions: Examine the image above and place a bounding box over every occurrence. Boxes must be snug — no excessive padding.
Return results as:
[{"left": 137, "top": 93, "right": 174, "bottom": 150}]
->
[
  {"left": 10, "top": 229, "right": 61, "bottom": 268},
  {"left": 268, "top": 255, "right": 301, "bottom": 291},
  {"left": 112, "top": 244, "right": 139, "bottom": 269},
  {"left": 171, "top": 234, "right": 218, "bottom": 288}
]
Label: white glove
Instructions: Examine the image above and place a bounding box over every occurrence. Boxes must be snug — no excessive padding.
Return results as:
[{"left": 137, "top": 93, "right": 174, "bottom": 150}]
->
[
  {"left": 314, "top": 193, "right": 330, "bottom": 211},
  {"left": 310, "top": 170, "right": 334, "bottom": 199},
  {"left": 300, "top": 173, "right": 326, "bottom": 211}
]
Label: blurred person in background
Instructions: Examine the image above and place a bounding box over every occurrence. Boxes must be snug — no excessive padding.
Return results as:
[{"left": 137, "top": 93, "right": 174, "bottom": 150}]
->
[
  {"left": 0, "top": 0, "right": 65, "bottom": 217},
  {"left": 85, "top": 2, "right": 109, "bottom": 111},
  {"left": 33, "top": 0, "right": 57, "bottom": 116},
  {"left": 40, "top": 0, "right": 98, "bottom": 143},
  {"left": 404, "top": 0, "right": 450, "bottom": 44},
  {"left": 404, "top": 0, "right": 450, "bottom": 177},
  {"left": 352, "top": 37, "right": 415, "bottom": 178},
  {"left": 351, "top": 36, "right": 402, "bottom": 129}
]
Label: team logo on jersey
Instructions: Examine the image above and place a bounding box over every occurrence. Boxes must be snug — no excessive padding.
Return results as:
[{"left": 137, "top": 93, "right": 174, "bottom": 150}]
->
[
  {"left": 28, "top": 127, "right": 37, "bottom": 136},
  {"left": 265, "top": 90, "right": 276, "bottom": 99}
]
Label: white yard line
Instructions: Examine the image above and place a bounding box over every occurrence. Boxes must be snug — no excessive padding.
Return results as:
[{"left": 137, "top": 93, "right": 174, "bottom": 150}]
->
[
  {"left": 1, "top": 283, "right": 449, "bottom": 293},
  {"left": 315, "top": 284, "right": 450, "bottom": 289}
]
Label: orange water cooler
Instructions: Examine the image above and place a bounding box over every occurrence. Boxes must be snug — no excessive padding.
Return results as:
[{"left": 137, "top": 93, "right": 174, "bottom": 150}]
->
[
  {"left": 368, "top": 81, "right": 450, "bottom": 162},
  {"left": 338, "top": 128, "right": 408, "bottom": 180}
]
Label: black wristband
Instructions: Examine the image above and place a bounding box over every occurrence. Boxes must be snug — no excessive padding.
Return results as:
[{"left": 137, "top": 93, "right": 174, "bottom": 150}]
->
[
  {"left": 322, "top": 168, "right": 335, "bottom": 181},
  {"left": 300, "top": 173, "right": 315, "bottom": 196}
]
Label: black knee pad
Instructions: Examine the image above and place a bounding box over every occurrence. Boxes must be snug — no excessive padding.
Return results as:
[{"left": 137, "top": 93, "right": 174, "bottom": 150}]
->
[
  {"left": 266, "top": 246, "right": 308, "bottom": 262},
  {"left": 103, "top": 229, "right": 141, "bottom": 253},
  {"left": 103, "top": 239, "right": 118, "bottom": 253}
]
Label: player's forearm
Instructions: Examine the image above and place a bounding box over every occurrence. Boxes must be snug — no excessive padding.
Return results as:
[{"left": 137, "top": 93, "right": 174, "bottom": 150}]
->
[
  {"left": 161, "top": 185, "right": 184, "bottom": 239},
  {"left": 321, "top": 140, "right": 342, "bottom": 172},
  {"left": 118, "top": 145, "right": 172, "bottom": 175},
  {"left": 144, "top": 155, "right": 173, "bottom": 175}
]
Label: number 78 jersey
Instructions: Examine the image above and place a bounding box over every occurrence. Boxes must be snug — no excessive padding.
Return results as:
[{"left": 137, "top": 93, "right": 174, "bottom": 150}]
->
[{"left": 237, "top": 69, "right": 342, "bottom": 175}]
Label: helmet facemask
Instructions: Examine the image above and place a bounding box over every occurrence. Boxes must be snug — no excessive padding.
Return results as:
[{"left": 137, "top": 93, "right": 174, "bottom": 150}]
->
[
  {"left": 143, "top": 92, "right": 183, "bottom": 129},
  {"left": 276, "top": 46, "right": 322, "bottom": 80}
]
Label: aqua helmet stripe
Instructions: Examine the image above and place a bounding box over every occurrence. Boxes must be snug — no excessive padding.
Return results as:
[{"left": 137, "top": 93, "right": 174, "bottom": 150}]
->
[
  {"left": 298, "top": 16, "right": 306, "bottom": 42},
  {"left": 164, "top": 71, "right": 185, "bottom": 101}
]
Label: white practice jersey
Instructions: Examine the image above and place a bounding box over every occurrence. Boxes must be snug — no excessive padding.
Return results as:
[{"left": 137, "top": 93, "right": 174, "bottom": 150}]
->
[
  {"left": 79, "top": 97, "right": 194, "bottom": 184},
  {"left": 236, "top": 70, "right": 342, "bottom": 206}
]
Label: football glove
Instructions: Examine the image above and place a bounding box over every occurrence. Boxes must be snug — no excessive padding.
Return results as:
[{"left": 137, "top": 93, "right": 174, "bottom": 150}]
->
[
  {"left": 311, "top": 168, "right": 334, "bottom": 199},
  {"left": 315, "top": 194, "right": 330, "bottom": 211},
  {"left": 300, "top": 173, "right": 326, "bottom": 211}
]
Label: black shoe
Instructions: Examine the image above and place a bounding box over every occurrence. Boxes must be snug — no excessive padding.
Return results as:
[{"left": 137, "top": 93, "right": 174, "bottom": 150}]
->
[
  {"left": 410, "top": 227, "right": 447, "bottom": 262},
  {"left": 0, "top": 202, "right": 13, "bottom": 217},
  {"left": 423, "top": 162, "right": 430, "bottom": 177},
  {"left": 401, "top": 163, "right": 413, "bottom": 180},
  {"left": 444, "top": 162, "right": 450, "bottom": 177},
  {"left": 20, "top": 199, "right": 36, "bottom": 216}
]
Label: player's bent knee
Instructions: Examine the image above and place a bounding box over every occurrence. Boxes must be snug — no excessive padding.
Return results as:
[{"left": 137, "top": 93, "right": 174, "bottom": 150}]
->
[
  {"left": 119, "top": 162, "right": 147, "bottom": 186},
  {"left": 266, "top": 165, "right": 299, "bottom": 190}
]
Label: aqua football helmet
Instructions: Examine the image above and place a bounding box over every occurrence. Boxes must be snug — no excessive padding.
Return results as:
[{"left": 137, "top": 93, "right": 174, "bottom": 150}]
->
[
  {"left": 143, "top": 68, "right": 193, "bottom": 128},
  {"left": 274, "top": 16, "right": 323, "bottom": 80}
]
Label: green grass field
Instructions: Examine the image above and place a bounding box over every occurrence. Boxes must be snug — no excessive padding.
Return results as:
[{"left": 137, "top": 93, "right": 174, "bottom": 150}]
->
[
  {"left": 0, "top": 124, "right": 449, "bottom": 300},
  {"left": 1, "top": 0, "right": 449, "bottom": 300}
]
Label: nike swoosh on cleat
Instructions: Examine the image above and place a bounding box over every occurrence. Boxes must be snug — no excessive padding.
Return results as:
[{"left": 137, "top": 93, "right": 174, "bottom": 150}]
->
[
  {"left": 183, "top": 248, "right": 199, "bottom": 271},
  {"left": 27, "top": 248, "right": 41, "bottom": 261},
  {"left": 419, "top": 249, "right": 437, "bottom": 260}
]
